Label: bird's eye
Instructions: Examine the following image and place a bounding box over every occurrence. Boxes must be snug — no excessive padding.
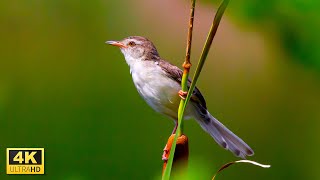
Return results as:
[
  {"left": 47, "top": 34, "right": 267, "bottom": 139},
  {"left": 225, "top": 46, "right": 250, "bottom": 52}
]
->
[{"left": 128, "top": 41, "right": 136, "bottom": 46}]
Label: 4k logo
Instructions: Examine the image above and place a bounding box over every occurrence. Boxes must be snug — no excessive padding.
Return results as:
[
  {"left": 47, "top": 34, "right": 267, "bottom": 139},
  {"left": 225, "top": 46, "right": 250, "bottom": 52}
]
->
[{"left": 7, "top": 148, "right": 44, "bottom": 174}]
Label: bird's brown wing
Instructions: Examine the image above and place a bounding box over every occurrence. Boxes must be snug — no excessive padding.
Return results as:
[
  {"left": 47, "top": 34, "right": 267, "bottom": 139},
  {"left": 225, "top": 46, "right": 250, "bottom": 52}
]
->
[{"left": 158, "top": 59, "right": 207, "bottom": 110}]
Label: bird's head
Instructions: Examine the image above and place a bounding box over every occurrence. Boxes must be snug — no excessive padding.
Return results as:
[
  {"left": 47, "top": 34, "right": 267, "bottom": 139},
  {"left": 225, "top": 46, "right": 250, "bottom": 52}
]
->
[{"left": 106, "top": 36, "right": 160, "bottom": 62}]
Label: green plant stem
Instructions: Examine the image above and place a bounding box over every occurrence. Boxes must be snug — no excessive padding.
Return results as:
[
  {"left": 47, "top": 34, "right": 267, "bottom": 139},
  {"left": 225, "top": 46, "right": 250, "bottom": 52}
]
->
[
  {"left": 162, "top": 0, "right": 196, "bottom": 179},
  {"left": 177, "top": 0, "right": 196, "bottom": 137},
  {"left": 184, "top": 0, "right": 229, "bottom": 107},
  {"left": 162, "top": 0, "right": 229, "bottom": 179}
]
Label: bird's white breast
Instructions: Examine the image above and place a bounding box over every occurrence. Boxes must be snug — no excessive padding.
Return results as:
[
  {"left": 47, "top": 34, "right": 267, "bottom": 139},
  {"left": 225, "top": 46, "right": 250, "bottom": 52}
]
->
[{"left": 129, "top": 59, "right": 182, "bottom": 119}]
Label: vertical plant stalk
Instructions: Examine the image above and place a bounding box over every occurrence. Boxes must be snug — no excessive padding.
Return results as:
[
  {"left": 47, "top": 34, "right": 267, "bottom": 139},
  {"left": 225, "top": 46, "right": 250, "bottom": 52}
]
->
[
  {"left": 183, "top": 0, "right": 229, "bottom": 108},
  {"left": 178, "top": 0, "right": 196, "bottom": 137},
  {"left": 162, "top": 0, "right": 196, "bottom": 179},
  {"left": 162, "top": 0, "right": 229, "bottom": 179}
]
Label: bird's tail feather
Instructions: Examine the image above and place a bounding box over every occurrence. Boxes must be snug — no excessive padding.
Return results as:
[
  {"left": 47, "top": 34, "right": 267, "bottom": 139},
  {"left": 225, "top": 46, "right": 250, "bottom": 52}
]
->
[{"left": 194, "top": 109, "right": 254, "bottom": 159}]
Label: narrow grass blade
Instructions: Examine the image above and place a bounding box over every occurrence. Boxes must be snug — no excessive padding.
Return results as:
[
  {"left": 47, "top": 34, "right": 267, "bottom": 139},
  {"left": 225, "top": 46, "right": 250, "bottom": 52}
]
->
[
  {"left": 212, "top": 160, "right": 271, "bottom": 180},
  {"left": 184, "top": 0, "right": 229, "bottom": 108}
]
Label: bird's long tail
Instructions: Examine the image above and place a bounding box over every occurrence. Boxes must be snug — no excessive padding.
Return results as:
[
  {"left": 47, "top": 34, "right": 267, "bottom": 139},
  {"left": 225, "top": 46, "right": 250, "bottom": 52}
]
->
[{"left": 193, "top": 108, "right": 254, "bottom": 159}]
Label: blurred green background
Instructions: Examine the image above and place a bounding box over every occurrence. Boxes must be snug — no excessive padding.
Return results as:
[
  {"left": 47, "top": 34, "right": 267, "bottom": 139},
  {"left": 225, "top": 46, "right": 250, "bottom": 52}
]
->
[{"left": 1, "top": 0, "right": 320, "bottom": 179}]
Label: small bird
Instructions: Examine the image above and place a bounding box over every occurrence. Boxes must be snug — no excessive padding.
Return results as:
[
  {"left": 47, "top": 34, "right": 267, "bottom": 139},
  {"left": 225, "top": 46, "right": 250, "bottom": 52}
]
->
[{"left": 106, "top": 36, "right": 254, "bottom": 158}]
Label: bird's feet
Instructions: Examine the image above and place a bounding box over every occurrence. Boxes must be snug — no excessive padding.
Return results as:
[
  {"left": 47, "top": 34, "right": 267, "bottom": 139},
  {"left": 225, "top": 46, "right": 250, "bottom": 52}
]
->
[
  {"left": 162, "top": 147, "right": 169, "bottom": 161},
  {"left": 162, "top": 134, "right": 175, "bottom": 161},
  {"left": 162, "top": 134, "right": 189, "bottom": 161},
  {"left": 162, "top": 134, "right": 173, "bottom": 161},
  {"left": 178, "top": 90, "right": 188, "bottom": 100}
]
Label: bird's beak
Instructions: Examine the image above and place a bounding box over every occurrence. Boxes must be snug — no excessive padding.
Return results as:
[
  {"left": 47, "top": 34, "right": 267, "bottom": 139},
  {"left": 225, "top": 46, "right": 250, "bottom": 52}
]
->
[{"left": 105, "top": 41, "right": 127, "bottom": 48}]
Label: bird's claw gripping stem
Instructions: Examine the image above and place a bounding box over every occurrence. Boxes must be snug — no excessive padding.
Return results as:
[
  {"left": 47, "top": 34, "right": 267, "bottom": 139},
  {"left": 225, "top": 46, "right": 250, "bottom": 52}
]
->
[
  {"left": 178, "top": 90, "right": 188, "bottom": 100},
  {"left": 162, "top": 134, "right": 175, "bottom": 161},
  {"left": 162, "top": 134, "right": 189, "bottom": 161},
  {"left": 162, "top": 146, "right": 169, "bottom": 161}
]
